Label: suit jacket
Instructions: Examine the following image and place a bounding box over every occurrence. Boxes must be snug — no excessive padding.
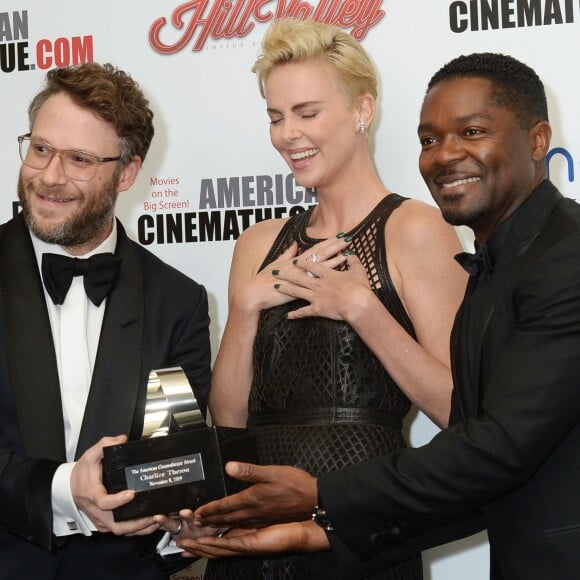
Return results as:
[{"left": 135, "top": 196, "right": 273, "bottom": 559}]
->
[
  {"left": 319, "top": 180, "right": 580, "bottom": 579},
  {"left": 0, "top": 214, "right": 211, "bottom": 579}
]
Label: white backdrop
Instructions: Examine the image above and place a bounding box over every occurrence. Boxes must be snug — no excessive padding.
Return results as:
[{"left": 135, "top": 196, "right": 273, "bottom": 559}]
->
[{"left": 2, "top": 1, "right": 579, "bottom": 577}]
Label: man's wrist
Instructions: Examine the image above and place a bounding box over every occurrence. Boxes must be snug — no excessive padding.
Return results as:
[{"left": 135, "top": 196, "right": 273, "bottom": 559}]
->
[{"left": 311, "top": 496, "right": 335, "bottom": 532}]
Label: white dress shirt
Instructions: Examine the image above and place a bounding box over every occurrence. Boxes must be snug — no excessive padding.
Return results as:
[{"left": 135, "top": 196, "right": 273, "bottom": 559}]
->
[{"left": 30, "top": 222, "right": 117, "bottom": 537}]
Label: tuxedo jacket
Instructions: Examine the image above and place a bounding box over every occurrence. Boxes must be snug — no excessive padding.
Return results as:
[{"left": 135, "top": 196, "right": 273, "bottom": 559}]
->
[
  {"left": 0, "top": 214, "right": 211, "bottom": 579},
  {"left": 319, "top": 180, "right": 580, "bottom": 579}
]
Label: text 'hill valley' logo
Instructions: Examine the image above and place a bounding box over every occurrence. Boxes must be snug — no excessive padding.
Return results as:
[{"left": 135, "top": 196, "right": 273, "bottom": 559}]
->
[
  {"left": 450, "top": 0, "right": 578, "bottom": 32},
  {"left": 0, "top": 10, "right": 93, "bottom": 73},
  {"left": 149, "top": 0, "right": 385, "bottom": 53}
]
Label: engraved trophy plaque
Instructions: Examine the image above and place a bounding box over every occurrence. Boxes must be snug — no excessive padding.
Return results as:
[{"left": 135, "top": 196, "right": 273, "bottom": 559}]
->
[{"left": 102, "top": 367, "right": 255, "bottom": 521}]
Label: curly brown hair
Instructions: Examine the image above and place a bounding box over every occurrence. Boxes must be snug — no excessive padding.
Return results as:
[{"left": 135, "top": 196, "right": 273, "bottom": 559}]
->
[{"left": 28, "top": 62, "right": 154, "bottom": 165}]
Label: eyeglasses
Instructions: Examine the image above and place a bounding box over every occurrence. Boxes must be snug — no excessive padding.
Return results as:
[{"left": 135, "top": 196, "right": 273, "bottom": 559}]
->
[{"left": 18, "top": 134, "right": 121, "bottom": 181}]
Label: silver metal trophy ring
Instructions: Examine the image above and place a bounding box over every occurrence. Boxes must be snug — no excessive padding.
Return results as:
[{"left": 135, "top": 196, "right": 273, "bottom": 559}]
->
[{"left": 141, "top": 367, "right": 206, "bottom": 438}]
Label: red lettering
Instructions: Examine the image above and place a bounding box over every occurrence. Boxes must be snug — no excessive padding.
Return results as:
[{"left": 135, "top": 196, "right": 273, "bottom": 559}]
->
[
  {"left": 71, "top": 36, "right": 94, "bottom": 64},
  {"left": 36, "top": 38, "right": 52, "bottom": 69},
  {"left": 53, "top": 37, "right": 68, "bottom": 66},
  {"left": 149, "top": 0, "right": 385, "bottom": 52},
  {"left": 36, "top": 35, "right": 93, "bottom": 70}
]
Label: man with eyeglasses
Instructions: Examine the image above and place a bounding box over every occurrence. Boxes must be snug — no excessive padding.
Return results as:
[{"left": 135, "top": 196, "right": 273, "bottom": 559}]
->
[{"left": 0, "top": 63, "right": 211, "bottom": 579}]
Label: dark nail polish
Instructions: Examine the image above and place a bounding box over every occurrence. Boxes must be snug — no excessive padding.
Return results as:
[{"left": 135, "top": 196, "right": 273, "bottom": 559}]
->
[
  {"left": 336, "top": 232, "right": 346, "bottom": 238},
  {"left": 274, "top": 283, "right": 280, "bottom": 289},
  {"left": 344, "top": 235, "right": 353, "bottom": 242},
  {"left": 272, "top": 269, "right": 280, "bottom": 275},
  {"left": 292, "top": 259, "right": 298, "bottom": 265},
  {"left": 343, "top": 250, "right": 356, "bottom": 256}
]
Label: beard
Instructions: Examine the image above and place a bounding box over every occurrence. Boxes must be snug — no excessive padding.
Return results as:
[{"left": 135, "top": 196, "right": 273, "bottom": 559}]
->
[
  {"left": 440, "top": 207, "right": 484, "bottom": 228},
  {"left": 18, "top": 172, "right": 119, "bottom": 247},
  {"left": 433, "top": 193, "right": 484, "bottom": 228}
]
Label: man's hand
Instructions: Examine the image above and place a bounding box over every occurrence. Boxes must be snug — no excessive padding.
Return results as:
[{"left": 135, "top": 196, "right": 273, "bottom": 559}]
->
[
  {"left": 71, "top": 435, "right": 159, "bottom": 536},
  {"left": 177, "top": 520, "right": 330, "bottom": 559},
  {"left": 153, "top": 513, "right": 225, "bottom": 540},
  {"left": 192, "top": 462, "right": 317, "bottom": 528}
]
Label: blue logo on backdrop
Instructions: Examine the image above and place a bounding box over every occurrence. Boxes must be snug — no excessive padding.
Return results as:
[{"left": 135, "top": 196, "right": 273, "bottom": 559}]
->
[{"left": 547, "top": 147, "right": 574, "bottom": 182}]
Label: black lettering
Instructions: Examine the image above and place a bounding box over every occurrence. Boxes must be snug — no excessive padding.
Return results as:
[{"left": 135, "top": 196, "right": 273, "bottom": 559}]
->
[
  {"left": 255, "top": 207, "right": 272, "bottom": 223},
  {"left": 165, "top": 213, "right": 183, "bottom": 243},
  {"left": 16, "top": 40, "right": 29, "bottom": 70},
  {"left": 238, "top": 209, "right": 254, "bottom": 231},
  {"left": 544, "top": 0, "right": 563, "bottom": 23},
  {"left": 565, "top": 0, "right": 573, "bottom": 22},
  {"left": 137, "top": 214, "right": 155, "bottom": 245},
  {"left": 471, "top": 0, "right": 480, "bottom": 29},
  {"left": 156, "top": 213, "right": 166, "bottom": 244},
  {"left": 481, "top": 0, "right": 500, "bottom": 29},
  {"left": 223, "top": 210, "right": 241, "bottom": 240},
  {"left": 0, "top": 42, "right": 15, "bottom": 72},
  {"left": 12, "top": 200, "right": 21, "bottom": 218},
  {"left": 199, "top": 211, "right": 221, "bottom": 241},
  {"left": 184, "top": 212, "right": 198, "bottom": 242},
  {"left": 517, "top": 0, "right": 542, "bottom": 25},
  {"left": 449, "top": 1, "right": 469, "bottom": 32},
  {"left": 501, "top": 0, "right": 516, "bottom": 27}
]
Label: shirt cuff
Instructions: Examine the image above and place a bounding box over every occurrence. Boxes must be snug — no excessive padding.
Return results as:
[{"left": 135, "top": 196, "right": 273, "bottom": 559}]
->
[
  {"left": 51, "top": 462, "right": 96, "bottom": 536},
  {"left": 156, "top": 531, "right": 184, "bottom": 557}
]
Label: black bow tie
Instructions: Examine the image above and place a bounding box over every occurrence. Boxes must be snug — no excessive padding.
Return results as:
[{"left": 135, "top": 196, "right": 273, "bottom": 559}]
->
[
  {"left": 41, "top": 252, "right": 121, "bottom": 306},
  {"left": 454, "top": 243, "right": 493, "bottom": 277}
]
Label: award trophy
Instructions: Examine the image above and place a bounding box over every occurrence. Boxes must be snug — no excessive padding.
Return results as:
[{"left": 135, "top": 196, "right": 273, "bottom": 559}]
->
[{"left": 102, "top": 367, "right": 255, "bottom": 521}]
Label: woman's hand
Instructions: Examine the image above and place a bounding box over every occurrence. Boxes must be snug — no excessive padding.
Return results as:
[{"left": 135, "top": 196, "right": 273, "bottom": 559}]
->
[
  {"left": 275, "top": 250, "right": 373, "bottom": 321},
  {"left": 233, "top": 234, "right": 353, "bottom": 315}
]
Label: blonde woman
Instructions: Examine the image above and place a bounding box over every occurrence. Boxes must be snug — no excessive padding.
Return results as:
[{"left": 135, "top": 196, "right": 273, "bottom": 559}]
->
[{"left": 185, "top": 18, "right": 465, "bottom": 579}]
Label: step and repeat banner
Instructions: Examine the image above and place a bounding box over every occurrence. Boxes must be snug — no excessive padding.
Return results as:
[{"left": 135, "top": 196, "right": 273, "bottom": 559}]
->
[{"left": 1, "top": 1, "right": 579, "bottom": 578}]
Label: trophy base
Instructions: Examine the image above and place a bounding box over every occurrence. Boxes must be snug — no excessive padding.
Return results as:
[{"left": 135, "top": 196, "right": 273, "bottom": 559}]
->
[{"left": 102, "top": 426, "right": 256, "bottom": 521}]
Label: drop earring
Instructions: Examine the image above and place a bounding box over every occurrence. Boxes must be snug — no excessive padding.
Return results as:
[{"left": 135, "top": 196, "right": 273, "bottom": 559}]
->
[{"left": 356, "top": 118, "right": 366, "bottom": 135}]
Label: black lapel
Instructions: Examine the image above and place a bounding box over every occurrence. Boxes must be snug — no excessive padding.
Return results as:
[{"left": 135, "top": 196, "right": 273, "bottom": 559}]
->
[
  {"left": 467, "top": 181, "right": 563, "bottom": 408},
  {"left": 75, "top": 221, "right": 145, "bottom": 458},
  {"left": 450, "top": 276, "right": 478, "bottom": 421},
  {"left": 0, "top": 215, "right": 66, "bottom": 461}
]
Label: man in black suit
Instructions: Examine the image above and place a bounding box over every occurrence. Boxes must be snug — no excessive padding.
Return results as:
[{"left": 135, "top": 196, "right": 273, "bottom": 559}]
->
[
  {"left": 0, "top": 63, "right": 211, "bottom": 578},
  {"left": 178, "top": 53, "right": 580, "bottom": 579}
]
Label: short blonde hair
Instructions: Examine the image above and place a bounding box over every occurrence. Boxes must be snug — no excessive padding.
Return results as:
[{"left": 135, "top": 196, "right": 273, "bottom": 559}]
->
[{"left": 252, "top": 19, "right": 378, "bottom": 104}]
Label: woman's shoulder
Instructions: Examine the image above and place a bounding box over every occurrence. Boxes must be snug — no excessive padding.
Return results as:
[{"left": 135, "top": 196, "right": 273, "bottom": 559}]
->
[
  {"left": 232, "top": 216, "right": 292, "bottom": 270},
  {"left": 386, "top": 196, "right": 462, "bottom": 254},
  {"left": 392, "top": 196, "right": 444, "bottom": 221},
  {"left": 236, "top": 216, "right": 291, "bottom": 246}
]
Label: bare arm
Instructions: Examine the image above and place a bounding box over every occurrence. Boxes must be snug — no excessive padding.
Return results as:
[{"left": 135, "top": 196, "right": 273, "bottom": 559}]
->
[
  {"left": 277, "top": 201, "right": 466, "bottom": 427},
  {"left": 209, "top": 222, "right": 354, "bottom": 427},
  {"left": 208, "top": 219, "right": 290, "bottom": 427},
  {"left": 353, "top": 201, "right": 465, "bottom": 427}
]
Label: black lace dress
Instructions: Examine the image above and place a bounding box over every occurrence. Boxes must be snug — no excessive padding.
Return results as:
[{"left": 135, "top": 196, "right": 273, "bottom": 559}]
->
[{"left": 205, "top": 195, "right": 422, "bottom": 579}]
